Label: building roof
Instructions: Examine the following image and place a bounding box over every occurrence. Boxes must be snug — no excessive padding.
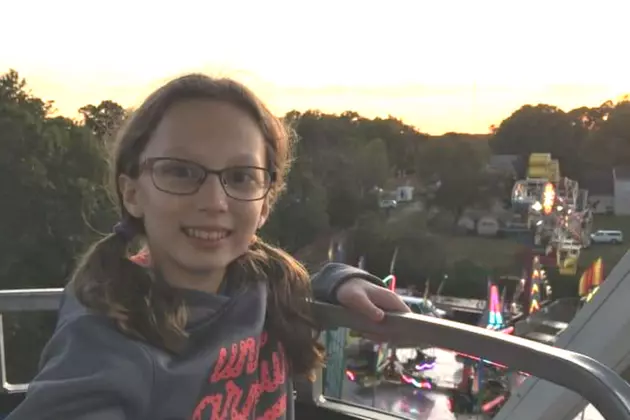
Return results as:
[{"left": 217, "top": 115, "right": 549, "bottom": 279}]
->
[{"left": 487, "top": 154, "right": 519, "bottom": 173}]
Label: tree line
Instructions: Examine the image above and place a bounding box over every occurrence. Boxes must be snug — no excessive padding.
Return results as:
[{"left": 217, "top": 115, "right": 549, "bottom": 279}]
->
[{"left": 4, "top": 69, "right": 630, "bottom": 293}]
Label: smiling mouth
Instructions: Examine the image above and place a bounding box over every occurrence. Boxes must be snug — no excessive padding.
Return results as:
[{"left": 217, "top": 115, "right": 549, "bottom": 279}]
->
[{"left": 182, "top": 228, "right": 231, "bottom": 242}]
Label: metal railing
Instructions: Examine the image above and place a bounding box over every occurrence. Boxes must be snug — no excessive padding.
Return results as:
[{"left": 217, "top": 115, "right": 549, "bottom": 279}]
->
[
  {"left": 2, "top": 288, "right": 630, "bottom": 419},
  {"left": 0, "top": 288, "right": 67, "bottom": 393}
]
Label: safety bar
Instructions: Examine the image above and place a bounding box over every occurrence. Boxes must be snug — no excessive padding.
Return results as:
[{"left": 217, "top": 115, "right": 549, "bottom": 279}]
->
[
  {"left": 309, "top": 302, "right": 630, "bottom": 420},
  {"left": 2, "top": 289, "right": 630, "bottom": 419},
  {"left": 0, "top": 288, "right": 67, "bottom": 393},
  {"left": 0, "top": 289, "right": 62, "bottom": 312}
]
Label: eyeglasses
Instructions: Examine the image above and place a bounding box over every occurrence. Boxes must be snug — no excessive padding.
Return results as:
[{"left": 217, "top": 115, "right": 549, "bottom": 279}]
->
[{"left": 140, "top": 157, "right": 276, "bottom": 201}]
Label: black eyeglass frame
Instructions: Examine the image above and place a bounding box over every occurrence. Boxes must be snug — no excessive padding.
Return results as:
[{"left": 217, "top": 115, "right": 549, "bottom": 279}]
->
[{"left": 139, "top": 157, "right": 277, "bottom": 202}]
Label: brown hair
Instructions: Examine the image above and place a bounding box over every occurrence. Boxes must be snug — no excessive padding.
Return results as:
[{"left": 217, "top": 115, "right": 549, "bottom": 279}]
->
[{"left": 72, "top": 74, "right": 324, "bottom": 378}]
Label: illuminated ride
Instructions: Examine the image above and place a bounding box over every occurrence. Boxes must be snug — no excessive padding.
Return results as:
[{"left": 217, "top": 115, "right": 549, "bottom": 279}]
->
[
  {"left": 448, "top": 258, "right": 606, "bottom": 418},
  {"left": 450, "top": 281, "right": 516, "bottom": 416},
  {"left": 448, "top": 364, "right": 512, "bottom": 417},
  {"left": 508, "top": 256, "right": 553, "bottom": 317},
  {"left": 446, "top": 170, "right": 588, "bottom": 417},
  {"left": 345, "top": 274, "right": 438, "bottom": 390},
  {"left": 511, "top": 153, "right": 592, "bottom": 316},
  {"left": 456, "top": 281, "right": 515, "bottom": 363},
  {"left": 579, "top": 258, "right": 604, "bottom": 304},
  {"left": 340, "top": 154, "right": 602, "bottom": 412}
]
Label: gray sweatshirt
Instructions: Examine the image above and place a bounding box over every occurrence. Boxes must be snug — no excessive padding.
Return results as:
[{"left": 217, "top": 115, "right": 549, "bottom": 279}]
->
[{"left": 7, "top": 263, "right": 383, "bottom": 420}]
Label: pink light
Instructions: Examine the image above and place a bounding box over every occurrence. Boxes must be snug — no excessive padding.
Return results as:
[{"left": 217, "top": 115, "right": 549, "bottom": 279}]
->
[
  {"left": 500, "top": 326, "right": 515, "bottom": 334},
  {"left": 383, "top": 275, "right": 396, "bottom": 291},
  {"left": 482, "top": 394, "right": 507, "bottom": 412},
  {"left": 490, "top": 285, "right": 500, "bottom": 313},
  {"left": 400, "top": 374, "right": 432, "bottom": 389}
]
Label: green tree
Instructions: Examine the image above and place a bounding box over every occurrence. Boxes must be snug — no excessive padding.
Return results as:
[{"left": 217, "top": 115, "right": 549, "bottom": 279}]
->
[
  {"left": 355, "top": 137, "right": 390, "bottom": 194},
  {"left": 261, "top": 159, "right": 329, "bottom": 252},
  {"left": 0, "top": 70, "right": 116, "bottom": 382},
  {"left": 418, "top": 136, "right": 490, "bottom": 221},
  {"left": 357, "top": 116, "right": 428, "bottom": 175},
  {"left": 580, "top": 100, "right": 630, "bottom": 169},
  {"left": 489, "top": 104, "right": 585, "bottom": 179},
  {"left": 288, "top": 110, "right": 427, "bottom": 229},
  {"left": 79, "top": 100, "right": 127, "bottom": 140}
]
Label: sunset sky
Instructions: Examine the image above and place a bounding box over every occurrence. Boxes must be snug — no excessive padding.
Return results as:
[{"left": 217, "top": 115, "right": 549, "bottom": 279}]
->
[{"left": 3, "top": 0, "right": 629, "bottom": 134}]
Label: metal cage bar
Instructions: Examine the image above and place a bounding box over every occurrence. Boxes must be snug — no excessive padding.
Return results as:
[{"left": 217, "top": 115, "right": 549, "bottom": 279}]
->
[{"left": 1, "top": 289, "right": 630, "bottom": 419}]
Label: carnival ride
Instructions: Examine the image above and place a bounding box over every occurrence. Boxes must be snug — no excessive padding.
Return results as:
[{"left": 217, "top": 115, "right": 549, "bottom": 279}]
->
[
  {"left": 450, "top": 281, "right": 518, "bottom": 416},
  {"left": 345, "top": 273, "right": 440, "bottom": 390},
  {"left": 448, "top": 363, "right": 513, "bottom": 417},
  {"left": 512, "top": 153, "right": 593, "bottom": 315},
  {"left": 456, "top": 281, "right": 515, "bottom": 359},
  {"left": 334, "top": 152, "right": 607, "bottom": 418},
  {"left": 398, "top": 152, "right": 600, "bottom": 416},
  {"left": 494, "top": 254, "right": 626, "bottom": 420},
  {"left": 444, "top": 152, "right": 608, "bottom": 419},
  {"left": 442, "top": 153, "right": 595, "bottom": 416}
]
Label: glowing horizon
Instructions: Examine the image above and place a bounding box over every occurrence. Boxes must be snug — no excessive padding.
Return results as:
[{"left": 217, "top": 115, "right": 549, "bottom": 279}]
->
[{"left": 3, "top": 0, "right": 630, "bottom": 135}]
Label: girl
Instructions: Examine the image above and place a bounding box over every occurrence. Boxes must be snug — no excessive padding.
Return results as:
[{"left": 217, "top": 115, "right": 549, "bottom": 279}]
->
[{"left": 8, "top": 74, "right": 409, "bottom": 420}]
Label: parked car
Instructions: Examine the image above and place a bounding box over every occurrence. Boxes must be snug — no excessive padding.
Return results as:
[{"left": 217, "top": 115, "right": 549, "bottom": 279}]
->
[
  {"left": 379, "top": 199, "right": 397, "bottom": 209},
  {"left": 590, "top": 230, "right": 623, "bottom": 244}
]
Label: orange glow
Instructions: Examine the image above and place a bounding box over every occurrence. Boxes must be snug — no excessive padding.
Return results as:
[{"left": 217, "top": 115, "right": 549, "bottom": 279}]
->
[
  {"left": 2, "top": 1, "right": 630, "bottom": 135},
  {"left": 542, "top": 182, "right": 556, "bottom": 215}
]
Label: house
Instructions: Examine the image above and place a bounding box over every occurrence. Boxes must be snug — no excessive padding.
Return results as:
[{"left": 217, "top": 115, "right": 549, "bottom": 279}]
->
[
  {"left": 580, "top": 168, "right": 630, "bottom": 215},
  {"left": 580, "top": 170, "right": 614, "bottom": 214},
  {"left": 613, "top": 167, "right": 630, "bottom": 215},
  {"left": 396, "top": 185, "right": 414, "bottom": 202}
]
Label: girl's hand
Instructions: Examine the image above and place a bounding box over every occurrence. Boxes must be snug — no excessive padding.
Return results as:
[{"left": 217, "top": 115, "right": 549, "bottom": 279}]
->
[{"left": 336, "top": 278, "right": 411, "bottom": 322}]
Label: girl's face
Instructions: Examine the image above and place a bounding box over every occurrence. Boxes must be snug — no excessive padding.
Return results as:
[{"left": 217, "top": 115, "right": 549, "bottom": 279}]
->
[{"left": 119, "top": 100, "right": 271, "bottom": 291}]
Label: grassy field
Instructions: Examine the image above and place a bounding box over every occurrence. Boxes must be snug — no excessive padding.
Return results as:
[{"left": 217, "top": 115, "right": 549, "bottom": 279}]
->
[
  {"left": 295, "top": 206, "right": 630, "bottom": 297},
  {"left": 436, "top": 235, "right": 520, "bottom": 268},
  {"left": 582, "top": 215, "right": 630, "bottom": 276},
  {"left": 426, "top": 214, "right": 630, "bottom": 298},
  {"left": 437, "top": 214, "right": 630, "bottom": 277}
]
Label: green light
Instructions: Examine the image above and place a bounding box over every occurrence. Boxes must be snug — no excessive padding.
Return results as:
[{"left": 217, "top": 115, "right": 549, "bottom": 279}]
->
[{"left": 383, "top": 274, "right": 397, "bottom": 291}]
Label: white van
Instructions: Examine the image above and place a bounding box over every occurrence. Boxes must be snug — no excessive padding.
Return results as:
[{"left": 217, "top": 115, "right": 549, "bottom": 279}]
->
[{"left": 590, "top": 230, "right": 624, "bottom": 244}]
